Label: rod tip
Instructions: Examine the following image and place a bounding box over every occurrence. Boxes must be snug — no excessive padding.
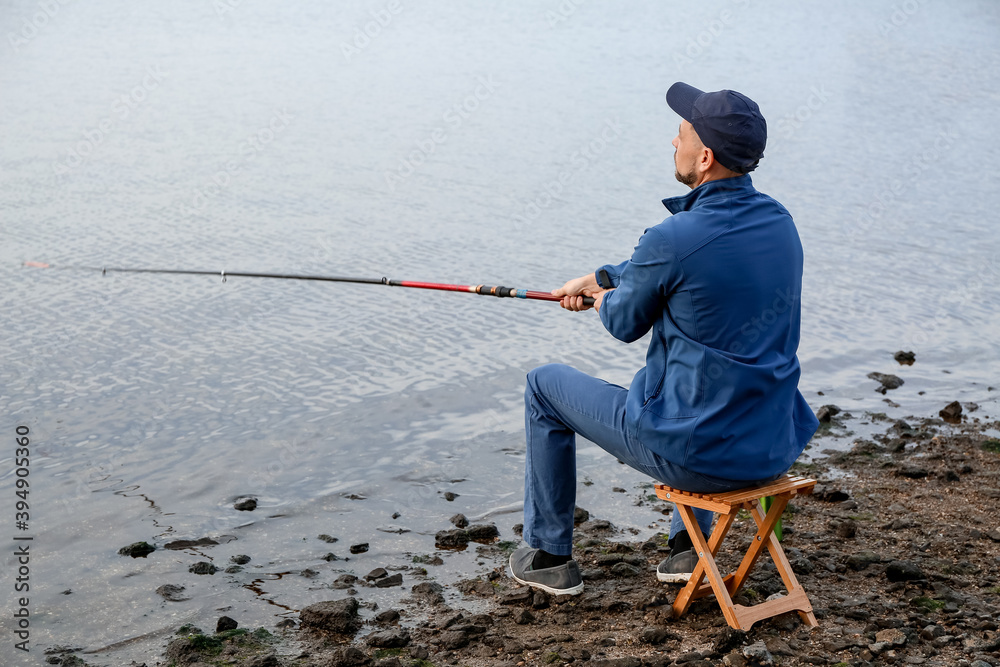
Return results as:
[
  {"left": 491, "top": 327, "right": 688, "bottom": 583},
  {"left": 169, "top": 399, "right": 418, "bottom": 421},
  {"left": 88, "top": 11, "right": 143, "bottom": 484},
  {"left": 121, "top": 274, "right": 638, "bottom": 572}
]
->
[{"left": 23, "top": 261, "right": 50, "bottom": 268}]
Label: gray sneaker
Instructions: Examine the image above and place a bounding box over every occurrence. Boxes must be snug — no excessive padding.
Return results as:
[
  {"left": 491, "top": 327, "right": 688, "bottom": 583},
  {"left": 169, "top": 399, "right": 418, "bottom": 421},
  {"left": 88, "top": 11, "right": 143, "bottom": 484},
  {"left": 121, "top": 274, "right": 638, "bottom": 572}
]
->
[
  {"left": 508, "top": 547, "right": 584, "bottom": 596},
  {"left": 656, "top": 548, "right": 698, "bottom": 583}
]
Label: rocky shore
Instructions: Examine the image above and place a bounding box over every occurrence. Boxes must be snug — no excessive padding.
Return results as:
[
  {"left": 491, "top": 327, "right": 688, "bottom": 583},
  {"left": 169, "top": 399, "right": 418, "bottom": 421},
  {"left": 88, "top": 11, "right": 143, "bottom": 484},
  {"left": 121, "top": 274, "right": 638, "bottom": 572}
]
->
[{"left": 57, "top": 375, "right": 1000, "bottom": 667}]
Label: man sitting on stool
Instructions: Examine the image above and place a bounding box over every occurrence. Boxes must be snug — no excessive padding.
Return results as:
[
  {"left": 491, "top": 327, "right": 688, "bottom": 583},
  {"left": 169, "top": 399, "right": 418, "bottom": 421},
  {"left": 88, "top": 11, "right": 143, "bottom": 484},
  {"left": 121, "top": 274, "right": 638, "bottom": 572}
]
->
[{"left": 509, "top": 82, "right": 819, "bottom": 596}]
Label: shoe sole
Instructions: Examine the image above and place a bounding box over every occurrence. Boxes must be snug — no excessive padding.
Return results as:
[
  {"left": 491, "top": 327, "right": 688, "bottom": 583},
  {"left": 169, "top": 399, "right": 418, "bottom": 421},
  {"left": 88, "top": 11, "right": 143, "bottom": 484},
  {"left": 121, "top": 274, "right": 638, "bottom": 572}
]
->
[
  {"left": 508, "top": 561, "right": 584, "bottom": 596},
  {"left": 656, "top": 571, "right": 692, "bottom": 584}
]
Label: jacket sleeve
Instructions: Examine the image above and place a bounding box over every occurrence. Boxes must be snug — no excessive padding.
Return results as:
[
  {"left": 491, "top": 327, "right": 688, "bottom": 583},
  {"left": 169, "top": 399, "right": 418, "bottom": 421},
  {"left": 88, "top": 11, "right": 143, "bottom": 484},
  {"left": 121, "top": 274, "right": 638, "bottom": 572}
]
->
[{"left": 599, "top": 227, "right": 681, "bottom": 343}]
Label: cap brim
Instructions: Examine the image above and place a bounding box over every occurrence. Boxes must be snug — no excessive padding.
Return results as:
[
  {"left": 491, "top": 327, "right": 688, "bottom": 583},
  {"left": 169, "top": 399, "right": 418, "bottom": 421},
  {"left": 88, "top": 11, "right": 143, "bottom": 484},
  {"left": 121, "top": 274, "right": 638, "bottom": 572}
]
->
[{"left": 666, "top": 82, "right": 705, "bottom": 122}]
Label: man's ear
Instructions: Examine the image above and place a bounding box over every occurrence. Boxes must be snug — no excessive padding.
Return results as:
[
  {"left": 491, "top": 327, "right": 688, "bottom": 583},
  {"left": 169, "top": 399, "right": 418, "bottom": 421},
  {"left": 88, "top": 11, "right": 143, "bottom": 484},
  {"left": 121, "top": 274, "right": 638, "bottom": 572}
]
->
[{"left": 700, "top": 146, "right": 715, "bottom": 171}]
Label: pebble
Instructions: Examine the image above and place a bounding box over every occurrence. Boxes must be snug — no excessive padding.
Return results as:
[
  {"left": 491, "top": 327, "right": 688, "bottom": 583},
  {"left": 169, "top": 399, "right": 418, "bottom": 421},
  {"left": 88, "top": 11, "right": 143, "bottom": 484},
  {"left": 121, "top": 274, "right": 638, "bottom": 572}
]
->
[
  {"left": 188, "top": 562, "right": 217, "bottom": 575},
  {"left": 868, "top": 371, "right": 904, "bottom": 393},
  {"left": 118, "top": 541, "right": 155, "bottom": 558},
  {"left": 299, "top": 598, "right": 361, "bottom": 635},
  {"left": 374, "top": 573, "right": 403, "bottom": 588},
  {"left": 742, "top": 641, "right": 774, "bottom": 666},
  {"left": 216, "top": 616, "right": 238, "bottom": 632},
  {"left": 940, "top": 401, "right": 963, "bottom": 421},
  {"left": 155, "top": 584, "right": 188, "bottom": 601},
  {"left": 886, "top": 560, "right": 925, "bottom": 582},
  {"left": 233, "top": 498, "right": 257, "bottom": 511},
  {"left": 331, "top": 574, "right": 358, "bottom": 589}
]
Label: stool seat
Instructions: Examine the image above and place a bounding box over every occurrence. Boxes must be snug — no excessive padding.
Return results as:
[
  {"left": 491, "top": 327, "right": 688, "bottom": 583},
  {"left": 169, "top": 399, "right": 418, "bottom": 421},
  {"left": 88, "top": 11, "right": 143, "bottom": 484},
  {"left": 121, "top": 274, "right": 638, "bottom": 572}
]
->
[{"left": 654, "top": 474, "right": 818, "bottom": 631}]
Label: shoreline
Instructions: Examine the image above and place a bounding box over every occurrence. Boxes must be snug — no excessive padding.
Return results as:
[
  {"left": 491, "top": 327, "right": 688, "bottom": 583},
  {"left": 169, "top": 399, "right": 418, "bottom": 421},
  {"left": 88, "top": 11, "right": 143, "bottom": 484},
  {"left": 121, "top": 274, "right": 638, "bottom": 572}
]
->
[{"left": 56, "top": 383, "right": 1000, "bottom": 667}]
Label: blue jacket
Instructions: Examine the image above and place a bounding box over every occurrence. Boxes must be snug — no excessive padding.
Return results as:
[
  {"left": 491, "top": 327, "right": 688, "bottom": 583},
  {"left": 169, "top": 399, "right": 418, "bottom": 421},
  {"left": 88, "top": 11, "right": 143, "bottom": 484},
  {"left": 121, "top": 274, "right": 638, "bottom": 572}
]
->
[{"left": 596, "top": 175, "right": 818, "bottom": 480}]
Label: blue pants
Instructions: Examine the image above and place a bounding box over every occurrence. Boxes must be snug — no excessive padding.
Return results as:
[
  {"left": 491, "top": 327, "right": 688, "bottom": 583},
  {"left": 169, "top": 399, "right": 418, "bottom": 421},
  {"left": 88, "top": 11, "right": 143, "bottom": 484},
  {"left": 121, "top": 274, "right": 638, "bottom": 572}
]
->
[{"left": 523, "top": 363, "right": 777, "bottom": 556}]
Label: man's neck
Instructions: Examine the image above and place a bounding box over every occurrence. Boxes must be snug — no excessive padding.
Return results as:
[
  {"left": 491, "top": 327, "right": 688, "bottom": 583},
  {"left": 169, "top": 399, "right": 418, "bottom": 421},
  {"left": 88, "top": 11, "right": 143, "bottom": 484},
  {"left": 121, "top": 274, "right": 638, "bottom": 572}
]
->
[{"left": 687, "top": 166, "right": 743, "bottom": 190}]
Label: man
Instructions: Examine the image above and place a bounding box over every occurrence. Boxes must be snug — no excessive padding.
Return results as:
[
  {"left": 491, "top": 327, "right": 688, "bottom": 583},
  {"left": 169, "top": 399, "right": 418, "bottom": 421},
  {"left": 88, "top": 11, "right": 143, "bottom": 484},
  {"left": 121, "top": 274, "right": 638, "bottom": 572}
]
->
[{"left": 509, "top": 82, "right": 819, "bottom": 596}]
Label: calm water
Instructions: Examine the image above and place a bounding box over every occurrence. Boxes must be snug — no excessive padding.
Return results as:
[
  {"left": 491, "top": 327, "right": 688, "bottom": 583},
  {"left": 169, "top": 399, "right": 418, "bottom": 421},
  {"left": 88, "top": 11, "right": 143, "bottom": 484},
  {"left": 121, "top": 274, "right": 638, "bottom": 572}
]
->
[{"left": 2, "top": 0, "right": 999, "bottom": 662}]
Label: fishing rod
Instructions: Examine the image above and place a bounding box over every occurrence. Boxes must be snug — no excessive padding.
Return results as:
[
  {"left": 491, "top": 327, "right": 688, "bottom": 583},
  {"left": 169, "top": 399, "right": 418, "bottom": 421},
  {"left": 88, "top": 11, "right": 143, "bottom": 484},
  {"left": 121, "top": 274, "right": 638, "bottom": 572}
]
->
[{"left": 23, "top": 262, "right": 595, "bottom": 306}]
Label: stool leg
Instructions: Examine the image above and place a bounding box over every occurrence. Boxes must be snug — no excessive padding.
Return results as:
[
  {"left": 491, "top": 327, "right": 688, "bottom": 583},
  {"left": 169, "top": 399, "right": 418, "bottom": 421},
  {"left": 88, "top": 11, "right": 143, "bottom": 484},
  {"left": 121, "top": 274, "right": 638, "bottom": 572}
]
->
[
  {"left": 671, "top": 504, "right": 741, "bottom": 629},
  {"left": 728, "top": 496, "right": 789, "bottom": 597},
  {"left": 749, "top": 501, "right": 819, "bottom": 627}
]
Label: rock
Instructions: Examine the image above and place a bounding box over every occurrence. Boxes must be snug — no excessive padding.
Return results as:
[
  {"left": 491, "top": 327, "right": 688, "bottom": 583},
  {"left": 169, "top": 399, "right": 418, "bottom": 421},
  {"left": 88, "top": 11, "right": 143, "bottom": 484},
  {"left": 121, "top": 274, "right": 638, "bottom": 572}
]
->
[
  {"left": 813, "top": 485, "right": 850, "bottom": 502},
  {"left": 500, "top": 589, "right": 532, "bottom": 605},
  {"left": 513, "top": 608, "right": 535, "bottom": 624},
  {"left": 326, "top": 646, "right": 371, "bottom": 667},
  {"left": 247, "top": 654, "right": 280, "bottom": 667},
  {"left": 188, "top": 562, "right": 217, "bottom": 575},
  {"left": 610, "top": 562, "right": 641, "bottom": 577},
  {"left": 868, "top": 372, "right": 904, "bottom": 393},
  {"left": 234, "top": 498, "right": 257, "bottom": 511},
  {"left": 763, "top": 637, "right": 795, "bottom": 656},
  {"left": 156, "top": 584, "right": 189, "bottom": 601},
  {"left": 894, "top": 350, "right": 916, "bottom": 365},
  {"left": 318, "top": 534, "right": 338, "bottom": 543},
  {"left": 118, "top": 541, "right": 155, "bottom": 558},
  {"left": 411, "top": 582, "right": 446, "bottom": 605},
  {"left": 940, "top": 401, "right": 962, "bottom": 422},
  {"left": 875, "top": 627, "right": 907, "bottom": 646},
  {"left": 435, "top": 529, "right": 469, "bottom": 548},
  {"left": 816, "top": 404, "right": 842, "bottom": 423},
  {"left": 742, "top": 640, "right": 774, "bottom": 665},
  {"left": 920, "top": 624, "right": 945, "bottom": 640},
  {"left": 275, "top": 618, "right": 296, "bottom": 629},
  {"left": 164, "top": 636, "right": 216, "bottom": 665},
  {"left": 216, "top": 616, "right": 238, "bottom": 632},
  {"left": 456, "top": 578, "right": 495, "bottom": 596},
  {"left": 640, "top": 626, "right": 679, "bottom": 645},
  {"left": 412, "top": 554, "right": 444, "bottom": 565},
  {"left": 896, "top": 466, "right": 930, "bottom": 479},
  {"left": 374, "top": 609, "right": 400, "bottom": 624},
  {"left": 714, "top": 628, "right": 749, "bottom": 653},
  {"left": 830, "top": 518, "right": 858, "bottom": 539},
  {"left": 366, "top": 629, "right": 410, "bottom": 648},
  {"left": 164, "top": 537, "right": 220, "bottom": 550},
  {"left": 450, "top": 513, "right": 469, "bottom": 528},
  {"left": 466, "top": 524, "right": 500, "bottom": 542},
  {"left": 365, "top": 568, "right": 388, "bottom": 581},
  {"left": 331, "top": 574, "right": 358, "bottom": 589},
  {"left": 846, "top": 551, "right": 882, "bottom": 570},
  {"left": 349, "top": 543, "right": 369, "bottom": 554},
  {"left": 578, "top": 518, "right": 614, "bottom": 532},
  {"left": 374, "top": 573, "right": 403, "bottom": 588},
  {"left": 443, "top": 491, "right": 459, "bottom": 501},
  {"left": 321, "top": 553, "right": 343, "bottom": 561},
  {"left": 573, "top": 507, "right": 590, "bottom": 524},
  {"left": 886, "top": 560, "right": 925, "bottom": 582},
  {"left": 438, "top": 629, "right": 471, "bottom": 649},
  {"left": 231, "top": 554, "right": 251, "bottom": 565},
  {"left": 299, "top": 598, "right": 361, "bottom": 635}
]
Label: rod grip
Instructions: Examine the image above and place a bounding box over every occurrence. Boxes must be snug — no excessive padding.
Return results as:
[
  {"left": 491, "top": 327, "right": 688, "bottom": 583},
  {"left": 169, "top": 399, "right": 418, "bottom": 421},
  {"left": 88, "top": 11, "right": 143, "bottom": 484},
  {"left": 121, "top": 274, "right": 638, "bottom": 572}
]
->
[
  {"left": 476, "top": 285, "right": 517, "bottom": 297},
  {"left": 583, "top": 296, "right": 596, "bottom": 306}
]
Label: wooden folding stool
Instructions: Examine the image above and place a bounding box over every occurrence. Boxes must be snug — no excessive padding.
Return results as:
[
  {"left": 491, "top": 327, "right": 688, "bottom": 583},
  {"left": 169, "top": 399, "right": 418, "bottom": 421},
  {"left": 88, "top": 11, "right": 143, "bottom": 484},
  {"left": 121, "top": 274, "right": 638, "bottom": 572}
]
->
[{"left": 654, "top": 474, "right": 818, "bottom": 631}]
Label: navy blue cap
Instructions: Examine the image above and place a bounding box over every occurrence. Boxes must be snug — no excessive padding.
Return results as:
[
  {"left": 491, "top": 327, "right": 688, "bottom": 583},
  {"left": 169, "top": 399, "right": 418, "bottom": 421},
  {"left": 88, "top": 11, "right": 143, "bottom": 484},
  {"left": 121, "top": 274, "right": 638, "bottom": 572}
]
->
[{"left": 666, "top": 82, "right": 767, "bottom": 174}]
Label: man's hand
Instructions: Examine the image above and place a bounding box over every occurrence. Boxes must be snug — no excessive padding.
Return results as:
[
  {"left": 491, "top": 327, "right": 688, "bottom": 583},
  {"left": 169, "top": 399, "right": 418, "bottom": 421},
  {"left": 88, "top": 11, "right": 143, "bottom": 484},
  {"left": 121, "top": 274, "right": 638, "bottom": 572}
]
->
[{"left": 552, "top": 273, "right": 611, "bottom": 312}]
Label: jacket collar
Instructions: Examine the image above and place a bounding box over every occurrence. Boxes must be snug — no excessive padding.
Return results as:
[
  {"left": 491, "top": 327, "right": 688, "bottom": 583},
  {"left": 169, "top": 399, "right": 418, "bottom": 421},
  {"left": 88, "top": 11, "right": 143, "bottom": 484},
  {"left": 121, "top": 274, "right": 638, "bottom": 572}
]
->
[{"left": 662, "top": 174, "right": 754, "bottom": 215}]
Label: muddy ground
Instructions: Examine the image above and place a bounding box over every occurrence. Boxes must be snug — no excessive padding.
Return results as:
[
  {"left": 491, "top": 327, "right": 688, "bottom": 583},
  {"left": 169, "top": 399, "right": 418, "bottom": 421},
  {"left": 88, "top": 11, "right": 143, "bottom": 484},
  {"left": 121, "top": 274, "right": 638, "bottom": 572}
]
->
[{"left": 55, "top": 392, "right": 1000, "bottom": 667}]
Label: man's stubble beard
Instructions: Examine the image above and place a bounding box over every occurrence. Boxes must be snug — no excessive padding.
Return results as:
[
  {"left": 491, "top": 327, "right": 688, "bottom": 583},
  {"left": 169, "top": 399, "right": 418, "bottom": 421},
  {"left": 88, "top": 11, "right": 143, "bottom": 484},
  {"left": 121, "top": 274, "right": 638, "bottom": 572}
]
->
[{"left": 674, "top": 151, "right": 697, "bottom": 186}]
